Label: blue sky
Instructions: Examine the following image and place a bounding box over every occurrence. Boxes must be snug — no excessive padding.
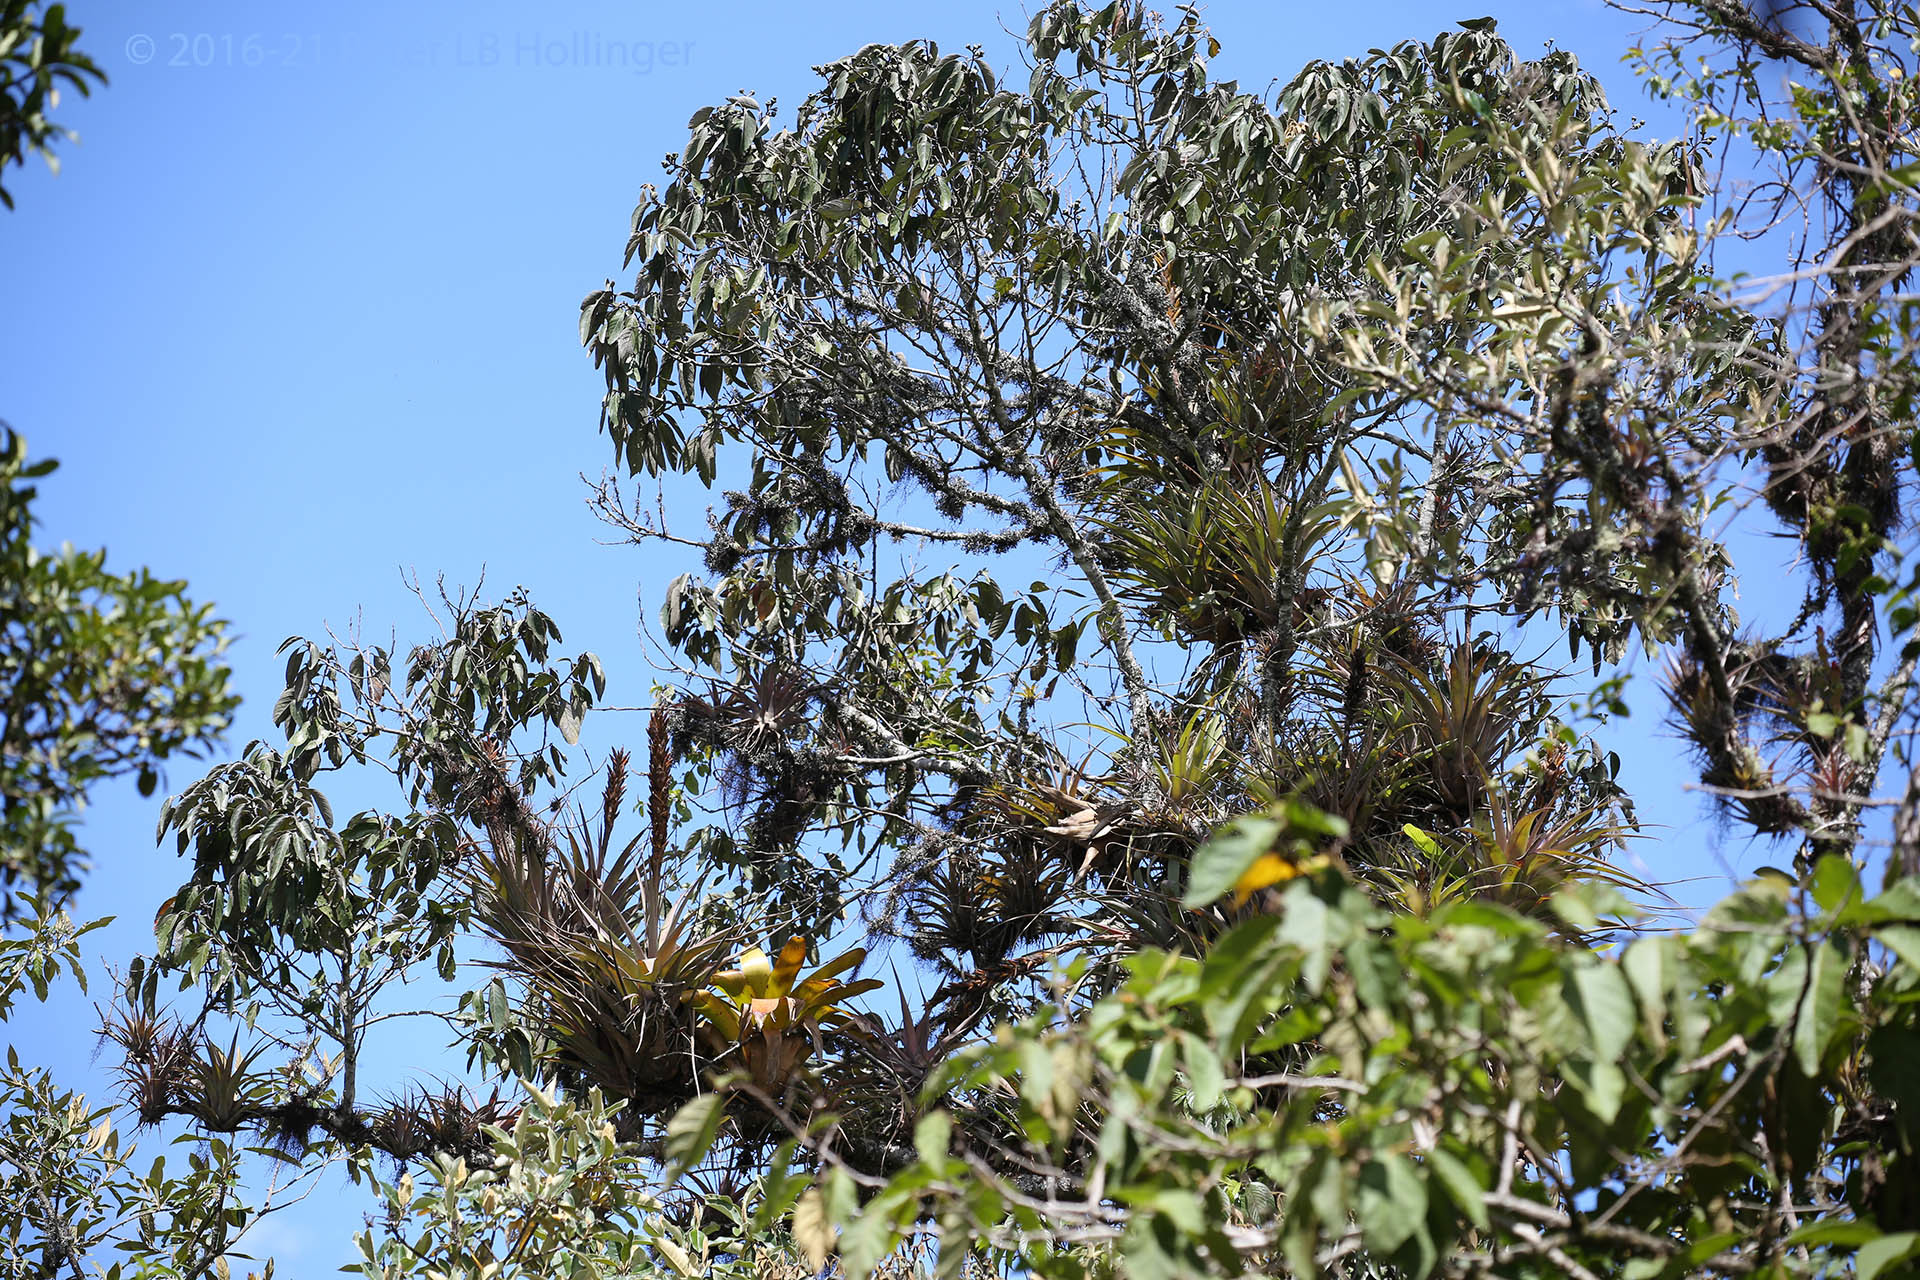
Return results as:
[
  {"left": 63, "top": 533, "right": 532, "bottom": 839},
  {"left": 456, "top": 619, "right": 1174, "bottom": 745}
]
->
[{"left": 2, "top": 0, "right": 1795, "bottom": 1271}]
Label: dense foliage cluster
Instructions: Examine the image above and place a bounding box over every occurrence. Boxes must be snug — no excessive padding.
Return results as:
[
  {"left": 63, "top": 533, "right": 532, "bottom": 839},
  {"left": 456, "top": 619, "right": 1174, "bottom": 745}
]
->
[
  {"left": 11, "top": 1, "right": 1920, "bottom": 1277},
  {"left": 0, "top": 0, "right": 101, "bottom": 209},
  {"left": 0, "top": 427, "right": 234, "bottom": 918}
]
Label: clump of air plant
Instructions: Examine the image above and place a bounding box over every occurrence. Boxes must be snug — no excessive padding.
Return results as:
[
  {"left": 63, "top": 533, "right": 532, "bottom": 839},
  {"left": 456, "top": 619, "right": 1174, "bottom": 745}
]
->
[
  {"left": 257, "top": 1094, "right": 331, "bottom": 1160},
  {"left": 166, "top": 1034, "right": 271, "bottom": 1132},
  {"left": 368, "top": 1094, "right": 434, "bottom": 1162},
  {"left": 416, "top": 1083, "right": 516, "bottom": 1158},
  {"left": 101, "top": 1007, "right": 196, "bottom": 1126},
  {"left": 903, "top": 843, "right": 1069, "bottom": 977},
  {"left": 465, "top": 746, "right": 734, "bottom": 1119},
  {"left": 1663, "top": 644, "right": 1807, "bottom": 837}
]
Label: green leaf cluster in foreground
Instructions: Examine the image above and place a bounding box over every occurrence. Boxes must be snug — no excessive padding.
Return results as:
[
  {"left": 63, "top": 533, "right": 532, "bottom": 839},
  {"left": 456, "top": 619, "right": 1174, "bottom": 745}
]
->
[
  {"left": 336, "top": 861, "right": 1920, "bottom": 1279},
  {"left": 800, "top": 862, "right": 1920, "bottom": 1278}
]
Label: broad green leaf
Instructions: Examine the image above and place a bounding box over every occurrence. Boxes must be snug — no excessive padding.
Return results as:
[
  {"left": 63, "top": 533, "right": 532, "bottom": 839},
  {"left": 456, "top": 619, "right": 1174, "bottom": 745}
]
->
[
  {"left": 1880, "top": 924, "right": 1920, "bottom": 972},
  {"left": 915, "top": 1110, "right": 952, "bottom": 1164},
  {"left": 1751, "top": 937, "right": 1847, "bottom": 1084},
  {"left": 1182, "top": 812, "right": 1283, "bottom": 907},
  {"left": 1785, "top": 1219, "right": 1882, "bottom": 1248},
  {"left": 662, "top": 1092, "right": 725, "bottom": 1178},
  {"left": 1354, "top": 1153, "right": 1425, "bottom": 1255},
  {"left": 1859, "top": 1232, "right": 1920, "bottom": 1280},
  {"left": 1564, "top": 1058, "right": 1626, "bottom": 1124},
  {"left": 792, "top": 1186, "right": 834, "bottom": 1272},
  {"left": 1423, "top": 1148, "right": 1488, "bottom": 1231},
  {"left": 1179, "top": 1032, "right": 1227, "bottom": 1111},
  {"left": 1810, "top": 854, "right": 1862, "bottom": 917},
  {"left": 1566, "top": 960, "right": 1636, "bottom": 1063},
  {"left": 1866, "top": 878, "right": 1920, "bottom": 925},
  {"left": 1621, "top": 937, "right": 1669, "bottom": 1048}
]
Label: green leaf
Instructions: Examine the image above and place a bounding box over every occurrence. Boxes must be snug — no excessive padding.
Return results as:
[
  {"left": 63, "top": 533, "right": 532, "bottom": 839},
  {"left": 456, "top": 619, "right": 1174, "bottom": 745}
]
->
[
  {"left": 792, "top": 1186, "right": 834, "bottom": 1272},
  {"left": 1879, "top": 924, "right": 1920, "bottom": 972},
  {"left": 1402, "top": 823, "right": 1440, "bottom": 858},
  {"left": 1276, "top": 883, "right": 1335, "bottom": 995},
  {"left": 1810, "top": 854, "right": 1862, "bottom": 917},
  {"left": 1552, "top": 880, "right": 1632, "bottom": 931},
  {"left": 1621, "top": 937, "right": 1669, "bottom": 1047},
  {"left": 1424, "top": 1148, "right": 1488, "bottom": 1232},
  {"left": 1182, "top": 812, "right": 1283, "bottom": 906},
  {"left": 1565, "top": 960, "right": 1636, "bottom": 1063},
  {"left": 1785, "top": 1219, "right": 1882, "bottom": 1248},
  {"left": 662, "top": 1092, "right": 726, "bottom": 1178},
  {"left": 1563, "top": 1058, "right": 1626, "bottom": 1125},
  {"left": 1354, "top": 1153, "right": 1425, "bottom": 1255},
  {"left": 1859, "top": 1232, "right": 1920, "bottom": 1280},
  {"left": 915, "top": 1110, "right": 952, "bottom": 1164},
  {"left": 1179, "top": 1032, "right": 1226, "bottom": 1111},
  {"left": 1865, "top": 878, "right": 1920, "bottom": 924},
  {"left": 1795, "top": 941, "right": 1845, "bottom": 1076}
]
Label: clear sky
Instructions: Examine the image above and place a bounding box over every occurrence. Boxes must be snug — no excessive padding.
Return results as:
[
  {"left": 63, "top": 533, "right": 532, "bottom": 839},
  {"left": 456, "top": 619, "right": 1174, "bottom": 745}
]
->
[{"left": 2, "top": 0, "right": 1797, "bottom": 1272}]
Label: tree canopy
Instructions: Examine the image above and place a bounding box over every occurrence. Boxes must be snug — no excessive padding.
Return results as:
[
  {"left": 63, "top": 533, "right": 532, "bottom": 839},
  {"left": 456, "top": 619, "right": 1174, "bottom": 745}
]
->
[
  {"left": 0, "top": 0, "right": 102, "bottom": 209},
  {"left": 0, "top": 425, "right": 235, "bottom": 918},
  {"left": 12, "top": 1, "right": 1920, "bottom": 1278}
]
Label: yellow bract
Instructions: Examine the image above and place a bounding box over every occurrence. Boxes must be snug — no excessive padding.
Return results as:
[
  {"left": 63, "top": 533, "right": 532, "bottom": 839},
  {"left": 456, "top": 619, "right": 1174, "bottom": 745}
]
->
[
  {"left": 1232, "top": 851, "right": 1329, "bottom": 905},
  {"left": 690, "top": 937, "right": 884, "bottom": 1092}
]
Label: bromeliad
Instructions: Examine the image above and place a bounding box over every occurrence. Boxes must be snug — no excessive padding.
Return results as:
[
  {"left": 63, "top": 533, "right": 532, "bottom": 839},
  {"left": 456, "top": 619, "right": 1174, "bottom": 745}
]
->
[{"left": 691, "top": 938, "right": 883, "bottom": 1095}]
